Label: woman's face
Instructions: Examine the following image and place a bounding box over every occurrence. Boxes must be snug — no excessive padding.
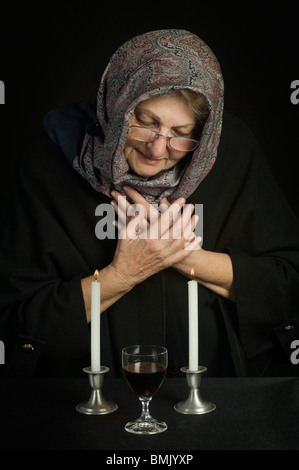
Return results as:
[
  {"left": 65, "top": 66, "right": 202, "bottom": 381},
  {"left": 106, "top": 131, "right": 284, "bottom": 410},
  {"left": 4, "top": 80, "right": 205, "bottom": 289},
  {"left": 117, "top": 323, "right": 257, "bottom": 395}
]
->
[{"left": 124, "top": 94, "right": 198, "bottom": 178}]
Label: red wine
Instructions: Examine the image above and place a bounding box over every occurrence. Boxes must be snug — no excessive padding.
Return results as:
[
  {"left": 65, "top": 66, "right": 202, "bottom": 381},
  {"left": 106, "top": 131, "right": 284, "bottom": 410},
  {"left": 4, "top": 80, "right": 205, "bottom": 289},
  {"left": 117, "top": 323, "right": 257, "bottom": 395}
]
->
[{"left": 124, "top": 361, "right": 166, "bottom": 398}]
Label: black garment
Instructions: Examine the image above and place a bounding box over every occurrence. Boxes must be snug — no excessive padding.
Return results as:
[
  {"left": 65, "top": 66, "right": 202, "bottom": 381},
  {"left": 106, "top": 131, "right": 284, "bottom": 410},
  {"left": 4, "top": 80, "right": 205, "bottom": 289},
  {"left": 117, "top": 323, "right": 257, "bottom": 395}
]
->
[{"left": 1, "top": 111, "right": 299, "bottom": 378}]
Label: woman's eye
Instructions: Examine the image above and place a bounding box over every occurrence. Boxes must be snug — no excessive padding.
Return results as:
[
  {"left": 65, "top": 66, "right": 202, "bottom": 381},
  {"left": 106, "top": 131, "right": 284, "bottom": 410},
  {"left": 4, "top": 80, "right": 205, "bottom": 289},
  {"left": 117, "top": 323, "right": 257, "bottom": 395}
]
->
[
  {"left": 140, "top": 121, "right": 155, "bottom": 127},
  {"left": 135, "top": 116, "right": 156, "bottom": 127},
  {"left": 174, "top": 131, "right": 192, "bottom": 138},
  {"left": 172, "top": 131, "right": 185, "bottom": 138}
]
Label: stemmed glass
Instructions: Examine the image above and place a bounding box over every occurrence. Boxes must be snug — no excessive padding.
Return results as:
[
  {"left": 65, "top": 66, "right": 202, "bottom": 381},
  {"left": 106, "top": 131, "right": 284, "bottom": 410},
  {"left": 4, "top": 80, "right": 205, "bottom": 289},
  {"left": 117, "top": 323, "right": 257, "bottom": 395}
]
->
[{"left": 122, "top": 344, "right": 168, "bottom": 435}]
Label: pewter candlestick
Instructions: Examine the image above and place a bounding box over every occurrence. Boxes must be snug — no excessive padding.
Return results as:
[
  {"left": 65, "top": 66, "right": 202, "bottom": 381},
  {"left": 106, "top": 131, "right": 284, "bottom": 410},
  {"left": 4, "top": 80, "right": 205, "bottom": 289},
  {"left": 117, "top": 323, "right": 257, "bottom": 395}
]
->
[
  {"left": 174, "top": 366, "right": 216, "bottom": 415},
  {"left": 76, "top": 366, "right": 118, "bottom": 415}
]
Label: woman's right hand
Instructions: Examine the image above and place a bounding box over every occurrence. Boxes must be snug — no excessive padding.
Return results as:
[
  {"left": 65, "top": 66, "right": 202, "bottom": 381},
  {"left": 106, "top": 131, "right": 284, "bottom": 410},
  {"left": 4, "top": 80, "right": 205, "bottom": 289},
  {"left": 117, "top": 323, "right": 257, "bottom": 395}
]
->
[
  {"left": 81, "top": 188, "right": 201, "bottom": 321},
  {"left": 109, "top": 188, "right": 200, "bottom": 288}
]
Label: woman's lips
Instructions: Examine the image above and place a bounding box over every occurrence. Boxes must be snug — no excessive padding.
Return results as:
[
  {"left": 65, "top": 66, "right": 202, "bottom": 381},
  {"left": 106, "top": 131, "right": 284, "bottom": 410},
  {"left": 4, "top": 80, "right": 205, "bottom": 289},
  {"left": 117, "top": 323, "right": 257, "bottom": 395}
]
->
[
  {"left": 138, "top": 150, "right": 165, "bottom": 164},
  {"left": 143, "top": 156, "right": 161, "bottom": 164}
]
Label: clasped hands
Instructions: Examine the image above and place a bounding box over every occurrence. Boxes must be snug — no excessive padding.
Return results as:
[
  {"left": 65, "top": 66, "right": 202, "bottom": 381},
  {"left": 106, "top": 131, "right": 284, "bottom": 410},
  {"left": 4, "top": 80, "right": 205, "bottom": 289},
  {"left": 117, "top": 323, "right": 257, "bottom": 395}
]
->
[{"left": 109, "top": 186, "right": 201, "bottom": 284}]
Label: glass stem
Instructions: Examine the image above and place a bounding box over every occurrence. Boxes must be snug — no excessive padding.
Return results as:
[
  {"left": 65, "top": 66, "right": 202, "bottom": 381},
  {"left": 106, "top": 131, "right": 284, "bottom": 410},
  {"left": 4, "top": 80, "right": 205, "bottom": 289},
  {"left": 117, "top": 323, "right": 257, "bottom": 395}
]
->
[{"left": 139, "top": 397, "right": 152, "bottom": 421}]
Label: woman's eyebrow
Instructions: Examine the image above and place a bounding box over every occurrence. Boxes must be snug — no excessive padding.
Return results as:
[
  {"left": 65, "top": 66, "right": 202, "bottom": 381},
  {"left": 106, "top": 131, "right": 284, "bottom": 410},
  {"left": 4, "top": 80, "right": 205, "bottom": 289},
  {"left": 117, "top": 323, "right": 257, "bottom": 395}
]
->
[
  {"left": 135, "top": 110, "right": 195, "bottom": 131},
  {"left": 172, "top": 124, "right": 195, "bottom": 131},
  {"left": 134, "top": 109, "right": 157, "bottom": 120}
]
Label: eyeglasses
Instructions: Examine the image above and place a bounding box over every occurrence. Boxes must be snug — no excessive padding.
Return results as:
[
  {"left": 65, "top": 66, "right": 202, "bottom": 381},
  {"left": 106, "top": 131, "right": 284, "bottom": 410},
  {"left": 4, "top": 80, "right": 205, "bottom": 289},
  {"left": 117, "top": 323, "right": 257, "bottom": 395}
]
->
[{"left": 128, "top": 126, "right": 199, "bottom": 152}]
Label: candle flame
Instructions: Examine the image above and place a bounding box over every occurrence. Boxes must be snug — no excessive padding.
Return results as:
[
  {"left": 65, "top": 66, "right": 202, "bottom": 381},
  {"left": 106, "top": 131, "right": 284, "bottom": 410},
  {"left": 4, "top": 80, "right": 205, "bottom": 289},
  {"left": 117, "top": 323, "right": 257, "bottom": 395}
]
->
[
  {"left": 94, "top": 269, "right": 99, "bottom": 281},
  {"left": 191, "top": 268, "right": 194, "bottom": 279}
]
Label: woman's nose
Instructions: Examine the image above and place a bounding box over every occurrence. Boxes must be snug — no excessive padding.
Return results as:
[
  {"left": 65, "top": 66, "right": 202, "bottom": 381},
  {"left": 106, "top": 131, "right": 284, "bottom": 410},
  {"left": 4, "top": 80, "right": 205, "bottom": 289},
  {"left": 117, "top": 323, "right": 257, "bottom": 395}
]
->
[{"left": 146, "top": 135, "right": 169, "bottom": 158}]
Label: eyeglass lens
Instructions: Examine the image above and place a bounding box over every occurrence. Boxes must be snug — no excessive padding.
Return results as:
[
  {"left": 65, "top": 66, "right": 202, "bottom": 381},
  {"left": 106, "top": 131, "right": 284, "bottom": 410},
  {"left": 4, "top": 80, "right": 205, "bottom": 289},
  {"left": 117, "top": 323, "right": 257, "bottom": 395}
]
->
[{"left": 128, "top": 127, "right": 198, "bottom": 151}]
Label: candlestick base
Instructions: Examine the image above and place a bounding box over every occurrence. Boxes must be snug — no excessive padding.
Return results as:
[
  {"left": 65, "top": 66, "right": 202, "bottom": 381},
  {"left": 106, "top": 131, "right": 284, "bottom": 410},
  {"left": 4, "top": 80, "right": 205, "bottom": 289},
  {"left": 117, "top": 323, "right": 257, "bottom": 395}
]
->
[
  {"left": 76, "top": 366, "right": 118, "bottom": 415},
  {"left": 174, "top": 366, "right": 216, "bottom": 415}
]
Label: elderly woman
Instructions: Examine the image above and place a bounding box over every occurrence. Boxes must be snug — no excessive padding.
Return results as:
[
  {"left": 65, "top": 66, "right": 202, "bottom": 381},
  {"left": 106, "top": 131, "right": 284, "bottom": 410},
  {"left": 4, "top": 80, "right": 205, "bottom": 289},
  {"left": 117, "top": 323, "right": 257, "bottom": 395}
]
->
[{"left": 1, "top": 29, "right": 299, "bottom": 378}]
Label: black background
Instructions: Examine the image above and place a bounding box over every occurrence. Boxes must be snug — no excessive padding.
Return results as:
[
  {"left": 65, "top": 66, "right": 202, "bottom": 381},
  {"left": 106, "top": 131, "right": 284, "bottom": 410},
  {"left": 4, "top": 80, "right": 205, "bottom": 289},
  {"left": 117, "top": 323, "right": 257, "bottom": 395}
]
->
[{"left": 0, "top": 2, "right": 298, "bottom": 217}]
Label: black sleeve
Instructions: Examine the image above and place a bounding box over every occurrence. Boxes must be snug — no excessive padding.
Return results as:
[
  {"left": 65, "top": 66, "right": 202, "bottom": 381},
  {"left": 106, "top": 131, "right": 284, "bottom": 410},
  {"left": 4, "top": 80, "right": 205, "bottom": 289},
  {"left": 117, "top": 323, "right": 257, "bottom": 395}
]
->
[
  {"left": 191, "top": 112, "right": 299, "bottom": 374},
  {"left": 219, "top": 114, "right": 299, "bottom": 368},
  {"left": 227, "top": 149, "right": 299, "bottom": 362},
  {"left": 0, "top": 134, "right": 92, "bottom": 376}
]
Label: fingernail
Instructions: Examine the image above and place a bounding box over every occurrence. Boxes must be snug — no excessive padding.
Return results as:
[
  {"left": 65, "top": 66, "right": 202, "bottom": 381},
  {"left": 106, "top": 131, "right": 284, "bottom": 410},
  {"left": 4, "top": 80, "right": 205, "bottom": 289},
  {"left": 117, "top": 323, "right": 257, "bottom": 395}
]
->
[{"left": 111, "top": 190, "right": 115, "bottom": 197}]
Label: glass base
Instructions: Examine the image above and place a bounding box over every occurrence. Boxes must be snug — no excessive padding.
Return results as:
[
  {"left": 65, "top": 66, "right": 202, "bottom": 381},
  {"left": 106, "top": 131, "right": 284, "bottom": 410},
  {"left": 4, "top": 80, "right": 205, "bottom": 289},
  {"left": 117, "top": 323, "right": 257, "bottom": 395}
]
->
[{"left": 124, "top": 418, "right": 167, "bottom": 435}]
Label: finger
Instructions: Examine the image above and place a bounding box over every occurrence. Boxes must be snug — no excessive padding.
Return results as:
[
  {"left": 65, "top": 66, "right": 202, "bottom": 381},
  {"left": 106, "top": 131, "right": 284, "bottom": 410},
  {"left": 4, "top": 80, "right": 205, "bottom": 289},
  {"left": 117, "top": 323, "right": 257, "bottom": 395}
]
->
[
  {"left": 112, "top": 192, "right": 149, "bottom": 239},
  {"left": 190, "top": 213, "right": 200, "bottom": 233},
  {"left": 159, "top": 198, "right": 171, "bottom": 212},
  {"left": 123, "top": 185, "right": 160, "bottom": 224},
  {"left": 184, "top": 235, "right": 202, "bottom": 251},
  {"left": 159, "top": 197, "right": 185, "bottom": 239},
  {"left": 110, "top": 200, "right": 125, "bottom": 221},
  {"left": 123, "top": 185, "right": 147, "bottom": 204},
  {"left": 123, "top": 185, "right": 151, "bottom": 212},
  {"left": 125, "top": 204, "right": 148, "bottom": 239},
  {"left": 123, "top": 185, "right": 162, "bottom": 239},
  {"left": 178, "top": 205, "right": 199, "bottom": 241},
  {"left": 111, "top": 191, "right": 130, "bottom": 225},
  {"left": 127, "top": 203, "right": 148, "bottom": 237}
]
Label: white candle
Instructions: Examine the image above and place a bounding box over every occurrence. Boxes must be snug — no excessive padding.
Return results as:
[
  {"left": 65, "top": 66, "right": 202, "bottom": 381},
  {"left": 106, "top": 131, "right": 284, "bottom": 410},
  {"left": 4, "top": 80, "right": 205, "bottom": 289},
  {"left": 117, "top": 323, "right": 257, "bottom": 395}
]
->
[
  {"left": 188, "top": 268, "right": 198, "bottom": 371},
  {"left": 91, "top": 269, "right": 101, "bottom": 372}
]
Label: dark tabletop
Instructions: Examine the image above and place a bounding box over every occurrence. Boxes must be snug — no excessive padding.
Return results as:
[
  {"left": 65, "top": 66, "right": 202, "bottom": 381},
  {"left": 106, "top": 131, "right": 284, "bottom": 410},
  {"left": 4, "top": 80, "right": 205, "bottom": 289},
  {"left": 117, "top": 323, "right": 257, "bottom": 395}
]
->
[{"left": 0, "top": 376, "right": 298, "bottom": 452}]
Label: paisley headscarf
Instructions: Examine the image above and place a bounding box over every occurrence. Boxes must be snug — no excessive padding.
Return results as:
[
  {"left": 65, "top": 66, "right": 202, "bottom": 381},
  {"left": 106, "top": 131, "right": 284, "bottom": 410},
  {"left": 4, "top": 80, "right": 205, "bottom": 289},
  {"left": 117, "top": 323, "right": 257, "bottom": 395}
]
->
[{"left": 49, "top": 29, "right": 224, "bottom": 203}]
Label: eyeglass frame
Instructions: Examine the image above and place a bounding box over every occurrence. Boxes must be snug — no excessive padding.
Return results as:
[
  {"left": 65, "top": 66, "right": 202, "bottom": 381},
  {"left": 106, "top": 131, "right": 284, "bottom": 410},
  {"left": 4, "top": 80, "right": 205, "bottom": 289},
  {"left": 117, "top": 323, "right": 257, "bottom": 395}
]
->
[{"left": 128, "top": 125, "right": 199, "bottom": 152}]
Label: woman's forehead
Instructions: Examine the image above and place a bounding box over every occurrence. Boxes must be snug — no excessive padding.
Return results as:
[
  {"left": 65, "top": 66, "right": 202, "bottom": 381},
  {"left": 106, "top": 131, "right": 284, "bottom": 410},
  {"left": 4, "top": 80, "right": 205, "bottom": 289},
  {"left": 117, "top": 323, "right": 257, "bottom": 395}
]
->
[{"left": 132, "top": 94, "right": 197, "bottom": 127}]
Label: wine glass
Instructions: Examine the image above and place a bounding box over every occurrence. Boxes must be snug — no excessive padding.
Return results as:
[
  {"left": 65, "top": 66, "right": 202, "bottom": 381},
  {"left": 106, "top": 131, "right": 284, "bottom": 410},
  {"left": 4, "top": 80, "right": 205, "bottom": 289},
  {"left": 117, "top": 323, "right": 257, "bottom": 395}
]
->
[{"left": 122, "top": 344, "right": 168, "bottom": 435}]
